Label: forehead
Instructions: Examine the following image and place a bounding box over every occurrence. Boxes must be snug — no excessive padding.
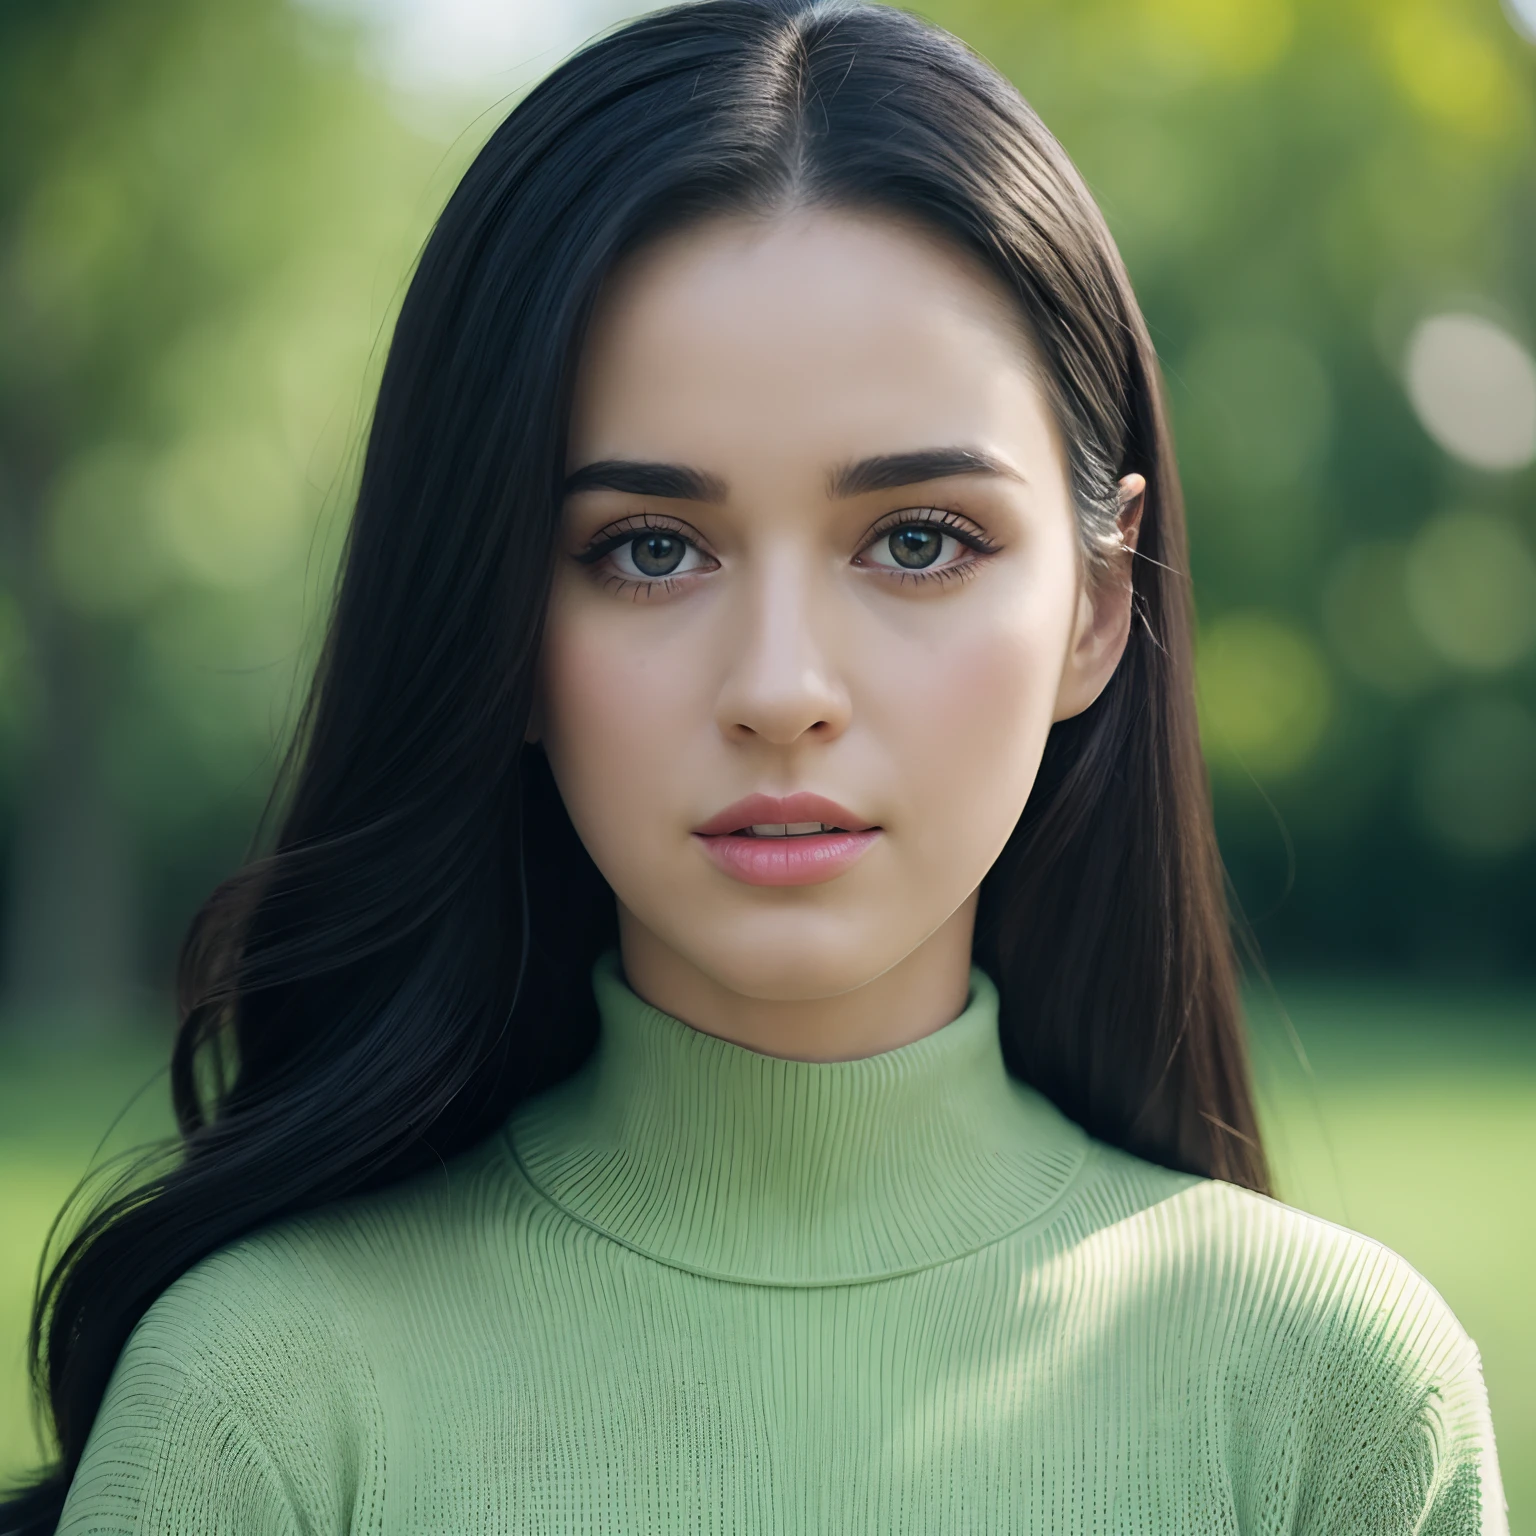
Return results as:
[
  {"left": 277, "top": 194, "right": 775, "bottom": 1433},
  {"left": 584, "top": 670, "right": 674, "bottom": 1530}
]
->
[{"left": 567, "top": 207, "right": 1057, "bottom": 479}]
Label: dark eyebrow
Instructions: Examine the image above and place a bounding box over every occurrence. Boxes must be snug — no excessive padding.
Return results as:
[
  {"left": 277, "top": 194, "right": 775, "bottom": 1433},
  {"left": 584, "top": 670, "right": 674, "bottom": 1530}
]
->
[
  {"left": 828, "top": 447, "right": 1024, "bottom": 498},
  {"left": 562, "top": 459, "right": 727, "bottom": 502}
]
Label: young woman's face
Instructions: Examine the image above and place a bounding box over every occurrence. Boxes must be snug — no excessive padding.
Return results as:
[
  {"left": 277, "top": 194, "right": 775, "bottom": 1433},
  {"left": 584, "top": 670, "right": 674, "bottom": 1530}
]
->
[{"left": 539, "top": 208, "right": 1137, "bottom": 1008}]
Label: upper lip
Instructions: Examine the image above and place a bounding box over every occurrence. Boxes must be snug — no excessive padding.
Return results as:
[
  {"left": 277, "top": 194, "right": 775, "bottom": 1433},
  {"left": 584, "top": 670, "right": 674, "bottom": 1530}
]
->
[{"left": 692, "top": 792, "right": 878, "bottom": 837}]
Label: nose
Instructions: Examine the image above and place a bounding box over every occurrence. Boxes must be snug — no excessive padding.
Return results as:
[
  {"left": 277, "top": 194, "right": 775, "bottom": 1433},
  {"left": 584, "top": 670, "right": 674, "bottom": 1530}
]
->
[{"left": 714, "top": 555, "right": 852, "bottom": 747}]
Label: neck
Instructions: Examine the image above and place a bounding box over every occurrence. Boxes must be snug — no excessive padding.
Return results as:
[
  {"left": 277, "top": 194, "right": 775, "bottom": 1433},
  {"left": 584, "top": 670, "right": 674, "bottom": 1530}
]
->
[
  {"left": 507, "top": 949, "right": 1090, "bottom": 1284},
  {"left": 615, "top": 893, "right": 978, "bottom": 1063}
]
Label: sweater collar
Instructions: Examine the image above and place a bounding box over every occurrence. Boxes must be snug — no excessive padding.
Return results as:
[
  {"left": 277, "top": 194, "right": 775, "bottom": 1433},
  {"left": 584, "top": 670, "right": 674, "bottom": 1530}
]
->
[{"left": 505, "top": 950, "right": 1089, "bottom": 1286}]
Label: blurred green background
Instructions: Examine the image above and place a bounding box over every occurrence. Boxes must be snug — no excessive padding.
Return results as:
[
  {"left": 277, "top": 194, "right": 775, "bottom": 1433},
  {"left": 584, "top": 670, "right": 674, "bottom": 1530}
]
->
[{"left": 1, "top": 0, "right": 1532, "bottom": 1522}]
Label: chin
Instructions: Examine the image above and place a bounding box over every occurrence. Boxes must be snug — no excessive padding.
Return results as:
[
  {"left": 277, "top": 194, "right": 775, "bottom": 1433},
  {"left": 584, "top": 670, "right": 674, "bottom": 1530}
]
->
[{"left": 679, "top": 919, "right": 908, "bottom": 1004}]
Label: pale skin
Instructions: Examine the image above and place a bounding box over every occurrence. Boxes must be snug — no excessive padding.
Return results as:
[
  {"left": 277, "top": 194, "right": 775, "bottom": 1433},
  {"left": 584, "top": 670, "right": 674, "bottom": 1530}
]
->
[{"left": 534, "top": 207, "right": 1143, "bottom": 1062}]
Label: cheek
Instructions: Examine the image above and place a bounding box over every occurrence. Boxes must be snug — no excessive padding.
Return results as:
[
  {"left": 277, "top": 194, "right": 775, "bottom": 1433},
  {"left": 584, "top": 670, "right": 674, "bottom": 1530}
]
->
[
  {"left": 868, "top": 574, "right": 1075, "bottom": 860},
  {"left": 931, "top": 630, "right": 1058, "bottom": 755},
  {"left": 536, "top": 594, "right": 698, "bottom": 853}
]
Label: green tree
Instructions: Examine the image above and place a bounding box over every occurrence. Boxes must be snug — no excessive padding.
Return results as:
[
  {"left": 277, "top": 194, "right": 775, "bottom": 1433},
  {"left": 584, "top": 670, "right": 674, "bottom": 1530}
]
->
[
  {"left": 1, "top": 0, "right": 1533, "bottom": 1011},
  {"left": 928, "top": 0, "right": 1536, "bottom": 970},
  {"left": 0, "top": 0, "right": 441, "bottom": 1028}
]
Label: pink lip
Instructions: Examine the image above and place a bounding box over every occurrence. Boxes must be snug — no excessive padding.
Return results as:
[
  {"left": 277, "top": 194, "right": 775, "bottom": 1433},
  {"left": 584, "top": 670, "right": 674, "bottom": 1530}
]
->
[{"left": 692, "top": 792, "right": 882, "bottom": 888}]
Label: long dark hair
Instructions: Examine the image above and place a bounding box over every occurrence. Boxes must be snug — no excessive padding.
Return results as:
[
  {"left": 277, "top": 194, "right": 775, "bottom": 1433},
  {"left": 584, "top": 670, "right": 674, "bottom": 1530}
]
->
[{"left": 4, "top": 0, "right": 1267, "bottom": 1526}]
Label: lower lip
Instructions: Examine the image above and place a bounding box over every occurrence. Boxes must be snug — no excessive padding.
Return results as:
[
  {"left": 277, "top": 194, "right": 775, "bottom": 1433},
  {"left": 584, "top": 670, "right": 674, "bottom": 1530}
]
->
[{"left": 693, "top": 829, "right": 882, "bottom": 887}]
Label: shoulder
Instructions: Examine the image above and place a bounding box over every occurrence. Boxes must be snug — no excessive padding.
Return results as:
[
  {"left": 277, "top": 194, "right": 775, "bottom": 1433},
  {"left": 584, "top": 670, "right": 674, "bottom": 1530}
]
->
[
  {"left": 1065, "top": 1147, "right": 1507, "bottom": 1531},
  {"left": 60, "top": 1130, "right": 522, "bottom": 1534},
  {"left": 132, "top": 1125, "right": 508, "bottom": 1336},
  {"left": 132, "top": 1123, "right": 525, "bottom": 1378},
  {"left": 1075, "top": 1145, "right": 1480, "bottom": 1382}
]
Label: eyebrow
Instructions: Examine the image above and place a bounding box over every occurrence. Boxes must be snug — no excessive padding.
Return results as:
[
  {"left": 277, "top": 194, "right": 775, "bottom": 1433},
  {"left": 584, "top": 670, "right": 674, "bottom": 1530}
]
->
[
  {"left": 560, "top": 446, "right": 1022, "bottom": 503},
  {"left": 827, "top": 447, "right": 1025, "bottom": 498},
  {"left": 561, "top": 460, "right": 728, "bottom": 501}
]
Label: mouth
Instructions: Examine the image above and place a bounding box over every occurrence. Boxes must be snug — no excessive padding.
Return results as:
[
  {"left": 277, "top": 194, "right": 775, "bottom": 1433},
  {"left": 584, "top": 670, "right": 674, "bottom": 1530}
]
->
[
  {"left": 692, "top": 793, "right": 881, "bottom": 887},
  {"left": 692, "top": 792, "right": 877, "bottom": 839},
  {"left": 733, "top": 821, "right": 855, "bottom": 838}
]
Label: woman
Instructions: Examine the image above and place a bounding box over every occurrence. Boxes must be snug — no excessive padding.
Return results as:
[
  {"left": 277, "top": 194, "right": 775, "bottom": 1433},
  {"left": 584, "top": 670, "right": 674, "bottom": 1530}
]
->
[{"left": 6, "top": 0, "right": 1505, "bottom": 1530}]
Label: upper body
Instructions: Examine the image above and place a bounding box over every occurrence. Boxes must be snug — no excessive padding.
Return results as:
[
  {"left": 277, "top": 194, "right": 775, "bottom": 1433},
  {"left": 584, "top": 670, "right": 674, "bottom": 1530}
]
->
[
  {"left": 12, "top": 6, "right": 1510, "bottom": 1534},
  {"left": 59, "top": 958, "right": 1507, "bottom": 1535}
]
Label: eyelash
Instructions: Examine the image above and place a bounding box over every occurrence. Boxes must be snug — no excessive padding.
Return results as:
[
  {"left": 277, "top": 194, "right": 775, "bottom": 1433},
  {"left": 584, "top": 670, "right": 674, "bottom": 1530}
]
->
[
  {"left": 576, "top": 507, "right": 1000, "bottom": 598},
  {"left": 574, "top": 514, "right": 706, "bottom": 600},
  {"left": 859, "top": 507, "right": 1001, "bottom": 585}
]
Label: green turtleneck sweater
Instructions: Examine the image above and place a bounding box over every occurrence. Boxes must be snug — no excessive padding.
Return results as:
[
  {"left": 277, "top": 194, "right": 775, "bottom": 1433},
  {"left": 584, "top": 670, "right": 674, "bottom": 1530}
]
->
[{"left": 59, "top": 956, "right": 1506, "bottom": 1533}]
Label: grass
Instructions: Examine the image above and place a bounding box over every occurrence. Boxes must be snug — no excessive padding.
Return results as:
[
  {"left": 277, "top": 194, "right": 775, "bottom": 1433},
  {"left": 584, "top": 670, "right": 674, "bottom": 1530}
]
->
[
  {"left": 0, "top": 1029, "right": 175, "bottom": 1490},
  {"left": 1247, "top": 982, "right": 1536, "bottom": 1528},
  {"left": 2, "top": 985, "right": 1533, "bottom": 1528}
]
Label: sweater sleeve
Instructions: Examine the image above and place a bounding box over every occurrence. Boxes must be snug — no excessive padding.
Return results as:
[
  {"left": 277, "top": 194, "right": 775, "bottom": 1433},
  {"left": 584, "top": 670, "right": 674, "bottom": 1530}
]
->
[
  {"left": 1286, "top": 1254, "right": 1509, "bottom": 1536},
  {"left": 54, "top": 1234, "right": 380, "bottom": 1536},
  {"left": 1314, "top": 1333, "right": 1507, "bottom": 1536},
  {"left": 55, "top": 1333, "right": 304, "bottom": 1535}
]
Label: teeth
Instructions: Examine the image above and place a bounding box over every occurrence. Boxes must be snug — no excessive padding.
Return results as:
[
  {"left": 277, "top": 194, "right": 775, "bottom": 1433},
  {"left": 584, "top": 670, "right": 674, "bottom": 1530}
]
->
[{"left": 743, "top": 822, "right": 843, "bottom": 837}]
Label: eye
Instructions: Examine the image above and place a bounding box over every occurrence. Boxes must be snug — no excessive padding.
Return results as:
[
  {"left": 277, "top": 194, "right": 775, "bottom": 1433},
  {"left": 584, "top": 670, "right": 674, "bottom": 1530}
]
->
[
  {"left": 577, "top": 517, "right": 718, "bottom": 585},
  {"left": 856, "top": 509, "right": 997, "bottom": 576},
  {"left": 610, "top": 530, "right": 709, "bottom": 579},
  {"left": 873, "top": 525, "right": 950, "bottom": 570}
]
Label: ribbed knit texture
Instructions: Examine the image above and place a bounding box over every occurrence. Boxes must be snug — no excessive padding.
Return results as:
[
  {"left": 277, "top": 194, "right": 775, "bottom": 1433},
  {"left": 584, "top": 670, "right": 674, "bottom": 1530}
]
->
[{"left": 59, "top": 954, "right": 1507, "bottom": 1533}]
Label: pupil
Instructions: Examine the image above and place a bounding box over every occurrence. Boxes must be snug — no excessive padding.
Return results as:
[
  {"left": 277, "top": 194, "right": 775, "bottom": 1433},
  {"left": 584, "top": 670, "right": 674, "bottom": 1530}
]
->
[
  {"left": 632, "top": 533, "right": 684, "bottom": 577},
  {"left": 889, "top": 527, "right": 942, "bottom": 569}
]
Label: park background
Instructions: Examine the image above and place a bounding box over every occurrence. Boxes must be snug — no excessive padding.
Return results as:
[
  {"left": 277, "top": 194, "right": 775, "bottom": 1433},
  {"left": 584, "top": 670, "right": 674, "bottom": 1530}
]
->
[{"left": 1, "top": 0, "right": 1533, "bottom": 1522}]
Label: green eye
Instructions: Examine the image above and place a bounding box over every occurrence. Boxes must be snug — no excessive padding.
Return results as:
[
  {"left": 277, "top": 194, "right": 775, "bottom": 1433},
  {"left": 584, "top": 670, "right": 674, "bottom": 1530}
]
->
[
  {"left": 887, "top": 527, "right": 943, "bottom": 568},
  {"left": 630, "top": 533, "right": 686, "bottom": 576}
]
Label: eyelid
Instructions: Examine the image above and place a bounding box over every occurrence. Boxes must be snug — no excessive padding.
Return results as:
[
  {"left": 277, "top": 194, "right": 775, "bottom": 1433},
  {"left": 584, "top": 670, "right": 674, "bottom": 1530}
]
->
[
  {"left": 575, "top": 510, "right": 713, "bottom": 565},
  {"left": 573, "top": 504, "right": 1000, "bottom": 588},
  {"left": 861, "top": 505, "right": 1000, "bottom": 553}
]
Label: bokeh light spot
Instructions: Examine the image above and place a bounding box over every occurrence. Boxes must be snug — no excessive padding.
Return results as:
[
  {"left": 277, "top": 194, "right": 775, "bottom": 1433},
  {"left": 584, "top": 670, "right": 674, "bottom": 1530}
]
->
[
  {"left": 1140, "top": 0, "right": 1293, "bottom": 77},
  {"left": 46, "top": 447, "right": 169, "bottom": 617},
  {"left": 1198, "top": 612, "right": 1332, "bottom": 777},
  {"left": 1405, "top": 510, "right": 1536, "bottom": 670},
  {"left": 303, "top": 0, "right": 616, "bottom": 95},
  {"left": 1182, "top": 328, "right": 1332, "bottom": 491},
  {"left": 151, "top": 431, "right": 306, "bottom": 591},
  {"left": 1414, "top": 696, "right": 1536, "bottom": 857},
  {"left": 1383, "top": 5, "right": 1522, "bottom": 142},
  {"left": 1404, "top": 313, "right": 1536, "bottom": 471},
  {"left": 1322, "top": 540, "right": 1444, "bottom": 696},
  {"left": 1502, "top": 0, "right": 1536, "bottom": 48}
]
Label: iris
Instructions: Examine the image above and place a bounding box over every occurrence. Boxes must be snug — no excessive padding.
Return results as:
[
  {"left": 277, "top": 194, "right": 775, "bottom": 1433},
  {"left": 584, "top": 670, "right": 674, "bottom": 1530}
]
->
[
  {"left": 889, "top": 527, "right": 942, "bottom": 568},
  {"left": 632, "top": 533, "right": 686, "bottom": 576}
]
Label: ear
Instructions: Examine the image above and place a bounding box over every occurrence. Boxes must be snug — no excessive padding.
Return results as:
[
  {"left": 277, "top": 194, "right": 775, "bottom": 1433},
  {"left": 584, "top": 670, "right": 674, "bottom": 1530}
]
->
[{"left": 1052, "top": 474, "right": 1146, "bottom": 723}]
